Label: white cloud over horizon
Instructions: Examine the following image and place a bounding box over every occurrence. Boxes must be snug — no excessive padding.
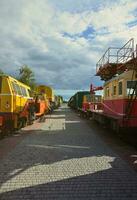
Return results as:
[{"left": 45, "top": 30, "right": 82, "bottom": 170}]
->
[{"left": 0, "top": 0, "right": 137, "bottom": 91}]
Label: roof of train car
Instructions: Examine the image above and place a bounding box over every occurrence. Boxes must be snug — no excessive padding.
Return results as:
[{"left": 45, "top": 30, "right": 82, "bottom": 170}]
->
[
  {"left": 36, "top": 85, "right": 53, "bottom": 90},
  {"left": 73, "top": 91, "right": 90, "bottom": 96},
  {"left": 0, "top": 74, "right": 31, "bottom": 89},
  {"left": 104, "top": 69, "right": 137, "bottom": 86}
]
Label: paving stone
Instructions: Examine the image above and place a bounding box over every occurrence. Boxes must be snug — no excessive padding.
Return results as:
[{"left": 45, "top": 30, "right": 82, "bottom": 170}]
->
[{"left": 0, "top": 105, "right": 137, "bottom": 199}]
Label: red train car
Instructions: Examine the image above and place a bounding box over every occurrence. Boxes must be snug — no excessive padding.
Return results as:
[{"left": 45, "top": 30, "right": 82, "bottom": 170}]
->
[{"left": 81, "top": 38, "right": 137, "bottom": 132}]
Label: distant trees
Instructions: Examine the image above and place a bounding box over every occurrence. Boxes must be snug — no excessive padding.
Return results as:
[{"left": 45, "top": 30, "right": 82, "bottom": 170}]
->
[
  {"left": 0, "top": 69, "right": 4, "bottom": 74},
  {"left": 17, "top": 65, "right": 36, "bottom": 90}
]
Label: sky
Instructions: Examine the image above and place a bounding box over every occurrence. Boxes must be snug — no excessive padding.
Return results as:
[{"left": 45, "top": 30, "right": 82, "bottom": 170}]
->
[{"left": 0, "top": 0, "right": 137, "bottom": 100}]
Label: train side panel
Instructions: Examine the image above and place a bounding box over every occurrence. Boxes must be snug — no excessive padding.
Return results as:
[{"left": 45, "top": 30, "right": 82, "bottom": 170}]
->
[{"left": 103, "top": 70, "right": 137, "bottom": 128}]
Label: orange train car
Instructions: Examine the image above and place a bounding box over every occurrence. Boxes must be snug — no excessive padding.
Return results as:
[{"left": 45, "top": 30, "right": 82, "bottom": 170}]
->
[
  {"left": 34, "top": 93, "right": 50, "bottom": 117},
  {"left": 35, "top": 85, "right": 54, "bottom": 111}
]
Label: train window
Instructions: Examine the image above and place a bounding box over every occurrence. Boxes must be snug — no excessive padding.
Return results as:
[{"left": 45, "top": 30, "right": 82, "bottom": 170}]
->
[
  {"left": 106, "top": 87, "right": 109, "bottom": 97},
  {"left": 104, "top": 88, "right": 107, "bottom": 97},
  {"left": 20, "top": 86, "right": 24, "bottom": 96},
  {"left": 127, "top": 80, "right": 137, "bottom": 95},
  {"left": 20, "top": 86, "right": 27, "bottom": 97},
  {"left": 12, "top": 82, "right": 18, "bottom": 94},
  {"left": 12, "top": 82, "right": 22, "bottom": 96},
  {"left": 85, "top": 95, "right": 91, "bottom": 103},
  {"left": 15, "top": 84, "right": 22, "bottom": 95},
  {"left": 94, "top": 96, "right": 99, "bottom": 102},
  {"left": 91, "top": 95, "right": 94, "bottom": 102},
  {"left": 113, "top": 85, "right": 117, "bottom": 95},
  {"left": 118, "top": 82, "right": 122, "bottom": 95}
]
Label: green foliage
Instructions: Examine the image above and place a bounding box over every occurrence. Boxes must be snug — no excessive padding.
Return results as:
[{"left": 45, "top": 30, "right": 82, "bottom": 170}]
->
[
  {"left": 0, "top": 69, "right": 4, "bottom": 74},
  {"left": 18, "top": 65, "right": 36, "bottom": 90}
]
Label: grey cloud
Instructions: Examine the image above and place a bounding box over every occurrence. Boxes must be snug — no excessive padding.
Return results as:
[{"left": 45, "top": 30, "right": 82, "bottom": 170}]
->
[{"left": 0, "top": 0, "right": 123, "bottom": 90}]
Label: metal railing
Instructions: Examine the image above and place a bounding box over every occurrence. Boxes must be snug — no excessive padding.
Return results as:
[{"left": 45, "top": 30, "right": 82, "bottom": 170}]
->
[
  {"left": 96, "top": 38, "right": 136, "bottom": 74},
  {"left": 117, "top": 38, "right": 134, "bottom": 63},
  {"left": 96, "top": 47, "right": 119, "bottom": 73}
]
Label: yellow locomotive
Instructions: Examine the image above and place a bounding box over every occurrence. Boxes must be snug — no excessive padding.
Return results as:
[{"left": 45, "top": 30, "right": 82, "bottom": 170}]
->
[
  {"left": 0, "top": 74, "right": 34, "bottom": 134},
  {"left": 35, "top": 85, "right": 55, "bottom": 111},
  {"left": 35, "top": 85, "right": 63, "bottom": 110}
]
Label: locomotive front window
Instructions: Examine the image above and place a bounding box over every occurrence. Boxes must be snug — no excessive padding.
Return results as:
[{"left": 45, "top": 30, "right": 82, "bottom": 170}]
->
[
  {"left": 20, "top": 86, "right": 27, "bottom": 97},
  {"left": 12, "top": 82, "right": 18, "bottom": 94},
  {"left": 127, "top": 80, "right": 137, "bottom": 95},
  {"left": 15, "top": 84, "right": 22, "bottom": 95}
]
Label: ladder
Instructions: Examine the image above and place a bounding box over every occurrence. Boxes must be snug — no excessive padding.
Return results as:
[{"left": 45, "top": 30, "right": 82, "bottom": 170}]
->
[
  {"left": 125, "top": 80, "right": 137, "bottom": 118},
  {"left": 125, "top": 46, "right": 137, "bottom": 119}
]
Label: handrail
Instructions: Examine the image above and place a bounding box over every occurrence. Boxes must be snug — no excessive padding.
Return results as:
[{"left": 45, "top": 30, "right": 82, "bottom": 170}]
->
[
  {"left": 96, "top": 47, "right": 120, "bottom": 73},
  {"left": 96, "top": 38, "right": 136, "bottom": 75},
  {"left": 117, "top": 38, "right": 134, "bottom": 63}
]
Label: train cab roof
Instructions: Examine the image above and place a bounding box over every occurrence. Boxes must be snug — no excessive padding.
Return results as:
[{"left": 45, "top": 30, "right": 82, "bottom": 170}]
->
[{"left": 0, "top": 74, "right": 30, "bottom": 89}]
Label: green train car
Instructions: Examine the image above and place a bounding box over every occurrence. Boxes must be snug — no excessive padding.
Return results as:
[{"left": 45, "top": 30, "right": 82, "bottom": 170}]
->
[{"left": 68, "top": 91, "right": 90, "bottom": 110}]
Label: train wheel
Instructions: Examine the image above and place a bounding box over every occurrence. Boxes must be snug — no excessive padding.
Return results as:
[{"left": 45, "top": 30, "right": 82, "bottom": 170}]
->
[
  {"left": 7, "top": 120, "right": 15, "bottom": 134},
  {"left": 17, "top": 119, "right": 23, "bottom": 130},
  {"left": 86, "top": 112, "right": 90, "bottom": 119},
  {"left": 0, "top": 121, "right": 14, "bottom": 136}
]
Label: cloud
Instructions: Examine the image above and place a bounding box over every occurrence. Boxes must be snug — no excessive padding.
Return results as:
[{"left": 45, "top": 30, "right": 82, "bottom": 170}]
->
[{"left": 0, "top": 0, "right": 137, "bottom": 91}]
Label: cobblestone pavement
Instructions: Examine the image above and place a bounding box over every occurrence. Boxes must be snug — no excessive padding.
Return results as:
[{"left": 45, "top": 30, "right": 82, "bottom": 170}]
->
[{"left": 0, "top": 105, "right": 137, "bottom": 199}]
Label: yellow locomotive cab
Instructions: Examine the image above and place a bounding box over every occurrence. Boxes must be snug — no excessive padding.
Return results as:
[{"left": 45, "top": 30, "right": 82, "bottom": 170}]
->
[
  {"left": 0, "top": 74, "right": 33, "bottom": 132},
  {"left": 36, "top": 85, "right": 55, "bottom": 102},
  {"left": 35, "top": 85, "right": 55, "bottom": 111}
]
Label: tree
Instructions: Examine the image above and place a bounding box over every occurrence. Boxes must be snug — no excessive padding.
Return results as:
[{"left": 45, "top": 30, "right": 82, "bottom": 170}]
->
[
  {"left": 0, "top": 69, "right": 4, "bottom": 74},
  {"left": 18, "top": 65, "right": 36, "bottom": 90}
]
